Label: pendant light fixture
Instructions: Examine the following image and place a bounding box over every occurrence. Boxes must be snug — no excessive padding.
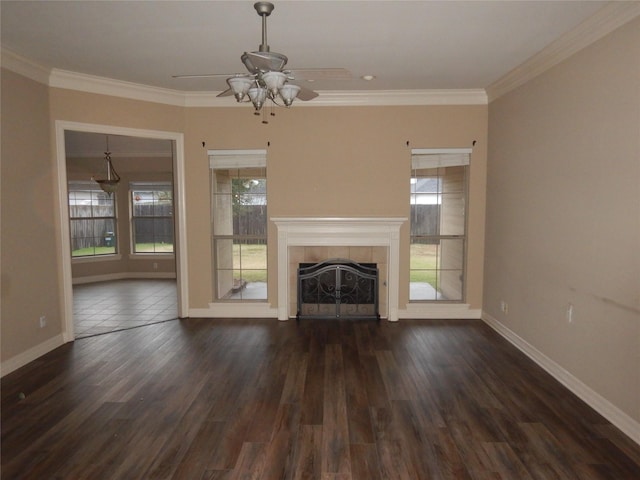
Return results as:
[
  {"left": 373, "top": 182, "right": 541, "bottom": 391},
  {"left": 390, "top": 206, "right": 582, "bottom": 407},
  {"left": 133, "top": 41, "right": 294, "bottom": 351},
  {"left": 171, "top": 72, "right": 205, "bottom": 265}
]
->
[{"left": 93, "top": 135, "right": 120, "bottom": 195}]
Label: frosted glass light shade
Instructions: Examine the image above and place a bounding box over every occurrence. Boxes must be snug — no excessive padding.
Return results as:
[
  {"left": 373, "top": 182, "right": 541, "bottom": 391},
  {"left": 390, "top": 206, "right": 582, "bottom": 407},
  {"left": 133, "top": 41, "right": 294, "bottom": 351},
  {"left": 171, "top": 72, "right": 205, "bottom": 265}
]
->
[
  {"left": 227, "top": 77, "right": 253, "bottom": 102},
  {"left": 248, "top": 87, "right": 267, "bottom": 111},
  {"left": 262, "top": 71, "right": 287, "bottom": 95},
  {"left": 279, "top": 84, "right": 301, "bottom": 107}
]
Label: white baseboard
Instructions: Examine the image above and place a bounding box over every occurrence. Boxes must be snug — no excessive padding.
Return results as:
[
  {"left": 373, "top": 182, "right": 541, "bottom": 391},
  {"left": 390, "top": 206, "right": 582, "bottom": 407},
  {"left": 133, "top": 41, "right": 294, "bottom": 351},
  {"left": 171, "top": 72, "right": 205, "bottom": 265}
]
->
[
  {"left": 1, "top": 334, "right": 66, "bottom": 377},
  {"left": 482, "top": 311, "right": 640, "bottom": 446},
  {"left": 72, "top": 272, "right": 176, "bottom": 285},
  {"left": 399, "top": 303, "right": 482, "bottom": 319},
  {"left": 190, "top": 303, "right": 278, "bottom": 319}
]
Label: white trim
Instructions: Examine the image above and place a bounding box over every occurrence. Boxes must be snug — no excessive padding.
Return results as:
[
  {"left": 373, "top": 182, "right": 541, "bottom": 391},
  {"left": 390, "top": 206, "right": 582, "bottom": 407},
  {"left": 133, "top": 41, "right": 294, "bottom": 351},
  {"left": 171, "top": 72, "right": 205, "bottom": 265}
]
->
[
  {"left": 0, "top": 48, "right": 50, "bottom": 85},
  {"left": 487, "top": 2, "right": 640, "bottom": 102},
  {"left": 411, "top": 148, "right": 473, "bottom": 155},
  {"left": 399, "top": 304, "right": 481, "bottom": 319},
  {"left": 128, "top": 254, "right": 175, "bottom": 261},
  {"left": 55, "top": 121, "right": 189, "bottom": 342},
  {"left": 72, "top": 272, "right": 177, "bottom": 285},
  {"left": 190, "top": 304, "right": 278, "bottom": 319},
  {"left": 187, "top": 89, "right": 488, "bottom": 107},
  {"left": 72, "top": 254, "right": 123, "bottom": 264},
  {"left": 6, "top": 57, "right": 486, "bottom": 107},
  {"left": 49, "top": 68, "right": 187, "bottom": 106},
  {"left": 271, "top": 217, "right": 406, "bottom": 321},
  {"left": 208, "top": 149, "right": 268, "bottom": 169},
  {"left": 482, "top": 312, "right": 640, "bottom": 446},
  {"left": 1, "top": 334, "right": 65, "bottom": 378}
]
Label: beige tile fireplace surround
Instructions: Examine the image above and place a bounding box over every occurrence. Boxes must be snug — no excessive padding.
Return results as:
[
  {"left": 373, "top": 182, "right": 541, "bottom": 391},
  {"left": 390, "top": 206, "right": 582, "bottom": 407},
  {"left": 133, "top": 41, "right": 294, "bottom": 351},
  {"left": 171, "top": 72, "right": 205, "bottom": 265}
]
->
[{"left": 272, "top": 217, "right": 405, "bottom": 321}]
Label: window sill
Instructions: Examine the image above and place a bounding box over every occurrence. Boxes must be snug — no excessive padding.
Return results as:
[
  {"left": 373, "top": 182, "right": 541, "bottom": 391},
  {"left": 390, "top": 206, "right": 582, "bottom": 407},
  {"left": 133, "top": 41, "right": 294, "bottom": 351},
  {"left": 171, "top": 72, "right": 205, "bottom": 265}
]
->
[
  {"left": 72, "top": 254, "right": 122, "bottom": 264},
  {"left": 128, "top": 253, "right": 175, "bottom": 260}
]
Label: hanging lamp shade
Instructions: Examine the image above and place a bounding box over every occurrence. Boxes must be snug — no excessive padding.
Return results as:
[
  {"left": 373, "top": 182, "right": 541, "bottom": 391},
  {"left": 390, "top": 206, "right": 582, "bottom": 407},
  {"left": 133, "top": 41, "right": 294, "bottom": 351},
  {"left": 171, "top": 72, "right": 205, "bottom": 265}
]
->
[
  {"left": 227, "top": 76, "right": 253, "bottom": 102},
  {"left": 279, "top": 84, "right": 301, "bottom": 107},
  {"left": 262, "top": 71, "right": 287, "bottom": 95},
  {"left": 248, "top": 86, "right": 267, "bottom": 111},
  {"left": 93, "top": 136, "right": 120, "bottom": 195}
]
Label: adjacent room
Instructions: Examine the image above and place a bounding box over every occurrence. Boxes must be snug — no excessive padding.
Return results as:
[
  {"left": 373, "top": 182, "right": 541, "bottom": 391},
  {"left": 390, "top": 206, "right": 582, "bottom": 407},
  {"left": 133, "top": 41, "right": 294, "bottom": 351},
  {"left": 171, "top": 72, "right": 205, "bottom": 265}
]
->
[
  {"left": 1, "top": 1, "right": 638, "bottom": 478},
  {"left": 65, "top": 131, "right": 178, "bottom": 337}
]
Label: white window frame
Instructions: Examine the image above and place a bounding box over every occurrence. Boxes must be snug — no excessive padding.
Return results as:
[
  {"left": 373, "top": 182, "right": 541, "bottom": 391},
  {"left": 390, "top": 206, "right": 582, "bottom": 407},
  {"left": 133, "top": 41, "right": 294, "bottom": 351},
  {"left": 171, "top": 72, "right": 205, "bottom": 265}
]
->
[
  {"left": 209, "top": 149, "right": 268, "bottom": 303},
  {"left": 410, "top": 148, "right": 471, "bottom": 302},
  {"left": 129, "top": 181, "right": 175, "bottom": 257},
  {"left": 68, "top": 181, "right": 120, "bottom": 261}
]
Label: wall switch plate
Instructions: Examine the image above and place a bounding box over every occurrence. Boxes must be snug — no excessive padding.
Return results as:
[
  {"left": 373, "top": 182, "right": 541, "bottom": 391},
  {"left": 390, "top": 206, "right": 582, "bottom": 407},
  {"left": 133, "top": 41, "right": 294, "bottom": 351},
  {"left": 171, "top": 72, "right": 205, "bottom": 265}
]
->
[{"left": 39, "top": 316, "right": 47, "bottom": 328}]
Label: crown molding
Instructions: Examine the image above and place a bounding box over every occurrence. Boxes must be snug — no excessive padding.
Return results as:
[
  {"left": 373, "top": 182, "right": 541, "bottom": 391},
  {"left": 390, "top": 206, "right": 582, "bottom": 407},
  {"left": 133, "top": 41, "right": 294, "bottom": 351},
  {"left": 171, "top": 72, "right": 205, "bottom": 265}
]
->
[
  {"left": 2, "top": 49, "right": 486, "bottom": 107},
  {"left": 49, "top": 69, "right": 187, "bottom": 106},
  {"left": 1, "top": 48, "right": 51, "bottom": 85},
  {"left": 49, "top": 68, "right": 487, "bottom": 106},
  {"left": 486, "top": 2, "right": 640, "bottom": 102},
  {"left": 185, "top": 89, "right": 488, "bottom": 107}
]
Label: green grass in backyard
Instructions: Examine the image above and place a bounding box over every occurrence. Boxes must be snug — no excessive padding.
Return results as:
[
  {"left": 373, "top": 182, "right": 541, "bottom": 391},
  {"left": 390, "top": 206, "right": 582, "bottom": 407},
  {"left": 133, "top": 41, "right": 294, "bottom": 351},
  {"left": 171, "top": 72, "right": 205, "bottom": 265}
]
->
[
  {"left": 233, "top": 243, "right": 267, "bottom": 282},
  {"left": 410, "top": 243, "right": 438, "bottom": 286},
  {"left": 229, "top": 243, "right": 441, "bottom": 285},
  {"left": 72, "top": 246, "right": 116, "bottom": 257},
  {"left": 134, "top": 243, "right": 174, "bottom": 253},
  {"left": 72, "top": 243, "right": 173, "bottom": 257}
]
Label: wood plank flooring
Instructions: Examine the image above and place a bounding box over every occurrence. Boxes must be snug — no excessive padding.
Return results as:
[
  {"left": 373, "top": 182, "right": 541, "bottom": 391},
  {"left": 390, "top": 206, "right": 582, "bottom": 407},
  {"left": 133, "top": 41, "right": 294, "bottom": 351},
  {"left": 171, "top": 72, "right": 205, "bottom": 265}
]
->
[{"left": 2, "top": 318, "right": 639, "bottom": 479}]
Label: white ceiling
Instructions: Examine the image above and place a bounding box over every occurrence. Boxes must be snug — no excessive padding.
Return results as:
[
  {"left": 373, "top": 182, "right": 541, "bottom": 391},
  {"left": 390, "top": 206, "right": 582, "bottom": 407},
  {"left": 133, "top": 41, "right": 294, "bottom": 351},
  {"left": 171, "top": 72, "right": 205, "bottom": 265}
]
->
[{"left": 2, "top": 0, "right": 613, "bottom": 94}]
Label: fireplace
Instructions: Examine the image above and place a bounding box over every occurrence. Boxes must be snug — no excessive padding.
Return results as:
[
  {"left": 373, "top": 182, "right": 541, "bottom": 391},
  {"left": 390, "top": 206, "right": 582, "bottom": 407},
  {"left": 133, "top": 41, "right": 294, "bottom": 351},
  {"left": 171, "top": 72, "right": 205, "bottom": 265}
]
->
[
  {"left": 297, "top": 259, "right": 379, "bottom": 320},
  {"left": 271, "top": 217, "right": 405, "bottom": 321}
]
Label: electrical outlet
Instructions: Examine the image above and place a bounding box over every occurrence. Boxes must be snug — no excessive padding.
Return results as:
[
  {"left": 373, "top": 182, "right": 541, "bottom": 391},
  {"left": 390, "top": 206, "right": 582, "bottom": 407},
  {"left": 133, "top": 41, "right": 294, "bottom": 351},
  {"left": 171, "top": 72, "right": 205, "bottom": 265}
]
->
[
  {"left": 39, "top": 316, "right": 47, "bottom": 328},
  {"left": 153, "top": 262, "right": 158, "bottom": 270},
  {"left": 500, "top": 301, "right": 509, "bottom": 314},
  {"left": 567, "top": 303, "right": 574, "bottom": 323}
]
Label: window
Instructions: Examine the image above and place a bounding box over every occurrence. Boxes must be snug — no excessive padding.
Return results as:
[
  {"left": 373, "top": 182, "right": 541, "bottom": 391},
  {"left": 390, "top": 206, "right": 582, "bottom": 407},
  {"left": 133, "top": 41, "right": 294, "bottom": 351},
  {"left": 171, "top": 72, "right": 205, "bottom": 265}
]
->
[
  {"left": 68, "top": 181, "right": 117, "bottom": 257},
  {"left": 130, "top": 182, "right": 174, "bottom": 254},
  {"left": 210, "top": 150, "right": 267, "bottom": 301},
  {"left": 410, "top": 149, "right": 470, "bottom": 301}
]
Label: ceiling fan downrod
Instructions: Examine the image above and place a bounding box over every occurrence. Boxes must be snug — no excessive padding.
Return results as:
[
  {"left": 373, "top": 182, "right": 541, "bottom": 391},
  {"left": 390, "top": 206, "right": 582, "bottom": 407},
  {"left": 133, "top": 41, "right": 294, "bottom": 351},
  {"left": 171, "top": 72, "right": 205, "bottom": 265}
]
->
[{"left": 254, "top": 2, "right": 274, "bottom": 53}]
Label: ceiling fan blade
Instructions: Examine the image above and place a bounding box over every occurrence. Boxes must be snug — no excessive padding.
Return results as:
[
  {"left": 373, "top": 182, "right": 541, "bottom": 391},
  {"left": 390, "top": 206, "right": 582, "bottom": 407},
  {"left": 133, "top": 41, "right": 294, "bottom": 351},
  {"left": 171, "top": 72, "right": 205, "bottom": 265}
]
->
[
  {"left": 287, "top": 68, "right": 352, "bottom": 81},
  {"left": 216, "top": 88, "right": 234, "bottom": 98},
  {"left": 172, "top": 73, "right": 235, "bottom": 79},
  {"left": 295, "top": 85, "right": 319, "bottom": 101}
]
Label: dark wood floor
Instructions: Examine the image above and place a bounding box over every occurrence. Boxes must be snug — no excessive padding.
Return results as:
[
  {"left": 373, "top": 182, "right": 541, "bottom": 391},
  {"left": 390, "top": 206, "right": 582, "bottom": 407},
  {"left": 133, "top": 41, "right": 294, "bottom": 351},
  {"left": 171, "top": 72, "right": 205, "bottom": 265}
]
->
[{"left": 2, "top": 319, "right": 639, "bottom": 479}]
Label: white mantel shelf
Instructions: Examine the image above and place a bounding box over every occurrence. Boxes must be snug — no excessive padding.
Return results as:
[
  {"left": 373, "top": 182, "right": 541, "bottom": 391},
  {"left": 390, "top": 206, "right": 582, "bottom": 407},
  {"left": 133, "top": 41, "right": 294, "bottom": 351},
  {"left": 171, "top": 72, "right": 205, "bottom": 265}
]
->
[{"left": 271, "top": 217, "right": 406, "bottom": 321}]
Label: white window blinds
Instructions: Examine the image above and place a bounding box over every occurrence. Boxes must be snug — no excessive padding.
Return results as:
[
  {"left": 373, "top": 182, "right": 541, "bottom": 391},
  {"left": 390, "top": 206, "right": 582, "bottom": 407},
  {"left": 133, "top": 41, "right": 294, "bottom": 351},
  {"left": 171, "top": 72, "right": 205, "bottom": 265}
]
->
[
  {"left": 411, "top": 148, "right": 471, "bottom": 169},
  {"left": 208, "top": 149, "right": 267, "bottom": 169}
]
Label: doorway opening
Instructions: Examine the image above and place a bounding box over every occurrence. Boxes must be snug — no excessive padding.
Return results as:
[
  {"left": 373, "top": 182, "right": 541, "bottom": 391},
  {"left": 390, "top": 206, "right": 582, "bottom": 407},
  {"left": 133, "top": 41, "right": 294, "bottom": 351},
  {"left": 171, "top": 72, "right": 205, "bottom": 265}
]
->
[{"left": 55, "top": 122, "right": 187, "bottom": 341}]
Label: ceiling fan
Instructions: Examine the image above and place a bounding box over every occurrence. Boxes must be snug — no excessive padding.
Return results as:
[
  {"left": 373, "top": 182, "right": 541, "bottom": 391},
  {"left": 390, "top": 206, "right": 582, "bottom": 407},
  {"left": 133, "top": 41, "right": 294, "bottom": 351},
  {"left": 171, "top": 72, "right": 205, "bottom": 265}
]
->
[{"left": 173, "top": 1, "right": 350, "bottom": 115}]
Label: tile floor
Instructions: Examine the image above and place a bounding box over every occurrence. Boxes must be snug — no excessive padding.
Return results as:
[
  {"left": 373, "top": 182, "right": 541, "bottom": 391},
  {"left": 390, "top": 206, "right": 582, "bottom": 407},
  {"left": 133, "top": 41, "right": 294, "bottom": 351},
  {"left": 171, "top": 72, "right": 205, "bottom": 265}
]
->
[{"left": 73, "top": 279, "right": 178, "bottom": 338}]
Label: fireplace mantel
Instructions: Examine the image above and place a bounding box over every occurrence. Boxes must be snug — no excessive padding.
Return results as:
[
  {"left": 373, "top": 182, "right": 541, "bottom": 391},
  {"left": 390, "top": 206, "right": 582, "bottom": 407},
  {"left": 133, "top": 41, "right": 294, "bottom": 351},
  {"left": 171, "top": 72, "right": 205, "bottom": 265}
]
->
[{"left": 272, "top": 217, "right": 406, "bottom": 321}]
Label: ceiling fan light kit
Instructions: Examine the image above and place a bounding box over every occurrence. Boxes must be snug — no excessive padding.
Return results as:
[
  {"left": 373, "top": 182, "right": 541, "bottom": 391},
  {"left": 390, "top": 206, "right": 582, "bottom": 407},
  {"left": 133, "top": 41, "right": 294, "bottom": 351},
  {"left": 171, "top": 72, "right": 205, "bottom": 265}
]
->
[
  {"left": 227, "top": 1, "right": 313, "bottom": 114},
  {"left": 172, "top": 1, "right": 353, "bottom": 121},
  {"left": 213, "top": 2, "right": 319, "bottom": 117}
]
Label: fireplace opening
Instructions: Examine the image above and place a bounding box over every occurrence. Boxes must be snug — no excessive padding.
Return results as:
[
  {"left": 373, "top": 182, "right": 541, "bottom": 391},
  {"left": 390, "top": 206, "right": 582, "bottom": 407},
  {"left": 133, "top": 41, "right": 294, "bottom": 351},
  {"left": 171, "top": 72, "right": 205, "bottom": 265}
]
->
[{"left": 297, "top": 258, "right": 379, "bottom": 320}]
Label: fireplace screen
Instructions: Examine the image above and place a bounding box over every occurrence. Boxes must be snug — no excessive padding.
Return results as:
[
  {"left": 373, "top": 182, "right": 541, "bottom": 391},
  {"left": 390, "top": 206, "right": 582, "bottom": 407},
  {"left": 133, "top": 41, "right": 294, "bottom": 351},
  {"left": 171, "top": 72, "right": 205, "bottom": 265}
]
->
[{"left": 297, "top": 259, "right": 379, "bottom": 320}]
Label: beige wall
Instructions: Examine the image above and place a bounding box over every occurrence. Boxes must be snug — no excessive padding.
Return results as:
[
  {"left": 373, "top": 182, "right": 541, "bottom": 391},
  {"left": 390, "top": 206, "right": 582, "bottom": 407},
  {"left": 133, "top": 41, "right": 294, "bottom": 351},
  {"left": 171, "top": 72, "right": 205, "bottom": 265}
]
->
[
  {"left": 485, "top": 18, "right": 640, "bottom": 423},
  {"left": 185, "top": 105, "right": 487, "bottom": 309},
  {"left": 1, "top": 78, "right": 487, "bottom": 365},
  {"left": 1, "top": 69, "right": 63, "bottom": 361}
]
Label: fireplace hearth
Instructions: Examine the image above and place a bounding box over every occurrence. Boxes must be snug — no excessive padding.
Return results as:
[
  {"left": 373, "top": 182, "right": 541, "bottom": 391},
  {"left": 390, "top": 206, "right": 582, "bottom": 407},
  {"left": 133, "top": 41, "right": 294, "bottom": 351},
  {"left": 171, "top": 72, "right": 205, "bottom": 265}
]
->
[{"left": 297, "top": 259, "right": 379, "bottom": 320}]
